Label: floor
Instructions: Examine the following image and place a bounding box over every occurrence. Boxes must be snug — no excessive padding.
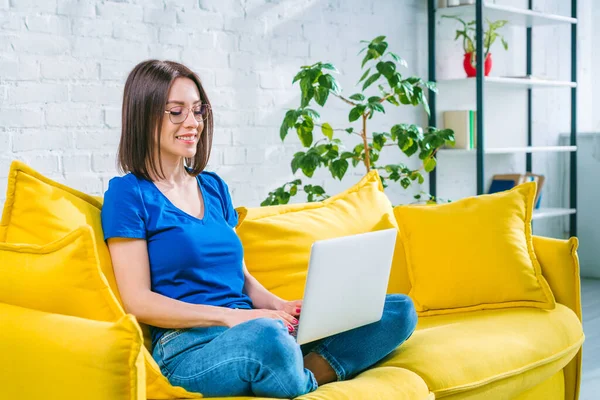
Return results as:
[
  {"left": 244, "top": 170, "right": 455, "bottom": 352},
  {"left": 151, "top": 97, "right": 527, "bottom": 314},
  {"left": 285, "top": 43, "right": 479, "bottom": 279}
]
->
[{"left": 580, "top": 278, "right": 600, "bottom": 400}]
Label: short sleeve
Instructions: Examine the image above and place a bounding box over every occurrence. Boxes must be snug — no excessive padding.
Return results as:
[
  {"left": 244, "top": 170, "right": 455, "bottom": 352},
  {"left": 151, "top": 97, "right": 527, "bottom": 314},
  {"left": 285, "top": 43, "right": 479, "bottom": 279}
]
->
[
  {"left": 101, "top": 175, "right": 147, "bottom": 241},
  {"left": 203, "top": 171, "right": 238, "bottom": 228}
]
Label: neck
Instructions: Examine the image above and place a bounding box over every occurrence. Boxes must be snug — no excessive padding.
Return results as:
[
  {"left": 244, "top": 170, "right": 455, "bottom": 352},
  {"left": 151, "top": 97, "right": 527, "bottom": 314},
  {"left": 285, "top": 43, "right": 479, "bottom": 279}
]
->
[{"left": 149, "top": 156, "right": 189, "bottom": 186}]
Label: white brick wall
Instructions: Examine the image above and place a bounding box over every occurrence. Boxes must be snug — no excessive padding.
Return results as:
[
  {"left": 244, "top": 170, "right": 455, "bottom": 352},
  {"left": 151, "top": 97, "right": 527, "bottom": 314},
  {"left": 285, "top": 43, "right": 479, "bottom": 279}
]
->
[{"left": 0, "top": 0, "right": 594, "bottom": 240}]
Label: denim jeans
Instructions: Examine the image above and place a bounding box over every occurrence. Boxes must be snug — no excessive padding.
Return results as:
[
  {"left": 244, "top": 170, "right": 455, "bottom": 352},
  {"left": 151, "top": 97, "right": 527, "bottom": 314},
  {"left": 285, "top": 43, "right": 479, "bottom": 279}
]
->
[{"left": 152, "top": 294, "right": 417, "bottom": 398}]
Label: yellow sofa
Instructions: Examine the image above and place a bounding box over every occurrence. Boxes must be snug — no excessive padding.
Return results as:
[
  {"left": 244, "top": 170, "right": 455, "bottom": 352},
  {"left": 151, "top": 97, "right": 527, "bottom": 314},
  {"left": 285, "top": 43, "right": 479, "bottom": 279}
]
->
[{"left": 0, "top": 161, "right": 585, "bottom": 400}]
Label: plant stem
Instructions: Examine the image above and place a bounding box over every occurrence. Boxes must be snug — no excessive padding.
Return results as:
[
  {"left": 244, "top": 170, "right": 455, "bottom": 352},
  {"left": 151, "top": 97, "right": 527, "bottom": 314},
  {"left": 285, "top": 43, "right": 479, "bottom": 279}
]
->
[
  {"left": 362, "top": 113, "right": 370, "bottom": 172},
  {"left": 331, "top": 92, "right": 358, "bottom": 107}
]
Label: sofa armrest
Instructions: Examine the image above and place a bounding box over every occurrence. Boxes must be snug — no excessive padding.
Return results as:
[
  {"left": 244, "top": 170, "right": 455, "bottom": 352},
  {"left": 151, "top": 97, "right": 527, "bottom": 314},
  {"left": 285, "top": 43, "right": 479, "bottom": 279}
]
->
[
  {"left": 0, "top": 302, "right": 146, "bottom": 400},
  {"left": 532, "top": 235, "right": 583, "bottom": 400},
  {"left": 533, "top": 235, "right": 582, "bottom": 320}
]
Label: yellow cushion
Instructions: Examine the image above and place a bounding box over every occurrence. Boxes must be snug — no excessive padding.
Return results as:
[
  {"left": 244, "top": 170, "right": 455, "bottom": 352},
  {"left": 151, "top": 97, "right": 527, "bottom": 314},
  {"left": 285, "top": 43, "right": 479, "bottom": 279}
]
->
[
  {"left": 206, "top": 367, "right": 433, "bottom": 400},
  {"left": 0, "top": 225, "right": 123, "bottom": 321},
  {"left": 0, "top": 160, "right": 121, "bottom": 302},
  {"left": 236, "top": 170, "right": 410, "bottom": 300},
  {"left": 377, "top": 303, "right": 583, "bottom": 399},
  {"left": 0, "top": 302, "right": 146, "bottom": 400},
  {"left": 394, "top": 182, "right": 555, "bottom": 316},
  {"left": 0, "top": 161, "right": 202, "bottom": 400},
  {"left": 296, "top": 367, "right": 432, "bottom": 400}
]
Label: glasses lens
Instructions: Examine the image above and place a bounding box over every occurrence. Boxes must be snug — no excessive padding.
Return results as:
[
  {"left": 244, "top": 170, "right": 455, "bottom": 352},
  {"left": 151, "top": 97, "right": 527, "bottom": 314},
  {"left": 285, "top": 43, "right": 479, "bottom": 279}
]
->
[
  {"left": 194, "top": 104, "right": 210, "bottom": 122},
  {"left": 168, "top": 106, "right": 185, "bottom": 124}
]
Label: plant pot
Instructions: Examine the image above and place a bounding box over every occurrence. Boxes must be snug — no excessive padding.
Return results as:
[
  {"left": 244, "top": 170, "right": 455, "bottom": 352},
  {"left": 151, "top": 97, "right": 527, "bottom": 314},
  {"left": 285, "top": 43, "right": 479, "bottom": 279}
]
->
[{"left": 463, "top": 52, "right": 492, "bottom": 77}]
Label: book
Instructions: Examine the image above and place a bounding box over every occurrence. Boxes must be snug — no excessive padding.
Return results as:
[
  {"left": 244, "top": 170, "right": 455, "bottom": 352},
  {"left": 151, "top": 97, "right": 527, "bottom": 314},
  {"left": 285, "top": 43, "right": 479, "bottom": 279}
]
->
[
  {"left": 443, "top": 110, "right": 477, "bottom": 150},
  {"left": 488, "top": 173, "right": 545, "bottom": 209}
]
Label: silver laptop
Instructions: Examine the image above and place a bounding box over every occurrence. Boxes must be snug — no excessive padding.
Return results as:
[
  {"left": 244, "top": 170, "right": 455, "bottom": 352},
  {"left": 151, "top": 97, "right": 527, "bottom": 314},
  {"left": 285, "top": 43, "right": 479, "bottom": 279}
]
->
[{"left": 293, "top": 228, "right": 397, "bottom": 345}]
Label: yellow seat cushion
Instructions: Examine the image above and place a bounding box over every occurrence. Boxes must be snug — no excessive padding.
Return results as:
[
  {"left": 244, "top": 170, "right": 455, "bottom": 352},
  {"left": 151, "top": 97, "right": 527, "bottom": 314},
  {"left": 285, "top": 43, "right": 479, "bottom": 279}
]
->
[
  {"left": 0, "top": 161, "right": 202, "bottom": 400},
  {"left": 0, "top": 225, "right": 123, "bottom": 321},
  {"left": 236, "top": 170, "right": 410, "bottom": 300},
  {"left": 0, "top": 302, "right": 145, "bottom": 400},
  {"left": 394, "top": 182, "right": 555, "bottom": 316},
  {"left": 377, "top": 303, "right": 584, "bottom": 399},
  {"left": 206, "top": 367, "right": 433, "bottom": 400}
]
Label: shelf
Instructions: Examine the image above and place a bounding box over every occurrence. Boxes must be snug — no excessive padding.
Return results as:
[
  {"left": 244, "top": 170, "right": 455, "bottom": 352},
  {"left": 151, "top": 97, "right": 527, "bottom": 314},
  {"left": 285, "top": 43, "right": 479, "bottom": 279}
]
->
[
  {"left": 437, "top": 77, "right": 577, "bottom": 89},
  {"left": 532, "top": 208, "right": 577, "bottom": 220},
  {"left": 437, "top": 3, "right": 577, "bottom": 27},
  {"left": 438, "top": 146, "right": 577, "bottom": 155}
]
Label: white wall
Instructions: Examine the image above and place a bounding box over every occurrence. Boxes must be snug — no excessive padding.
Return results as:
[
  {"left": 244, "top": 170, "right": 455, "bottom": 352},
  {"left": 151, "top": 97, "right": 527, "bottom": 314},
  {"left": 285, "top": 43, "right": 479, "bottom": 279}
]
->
[
  {"left": 0, "top": 0, "right": 594, "bottom": 240},
  {"left": 0, "top": 0, "right": 427, "bottom": 210}
]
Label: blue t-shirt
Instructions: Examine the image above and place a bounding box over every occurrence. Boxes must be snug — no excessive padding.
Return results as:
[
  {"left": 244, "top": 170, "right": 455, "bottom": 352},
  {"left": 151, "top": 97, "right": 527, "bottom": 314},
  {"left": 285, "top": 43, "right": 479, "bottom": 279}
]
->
[{"left": 101, "top": 171, "right": 253, "bottom": 348}]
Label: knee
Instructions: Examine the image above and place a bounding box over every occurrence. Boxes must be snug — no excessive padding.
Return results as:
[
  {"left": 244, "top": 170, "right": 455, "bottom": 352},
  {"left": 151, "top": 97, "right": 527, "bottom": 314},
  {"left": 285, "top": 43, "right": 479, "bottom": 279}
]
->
[
  {"left": 385, "top": 294, "right": 418, "bottom": 338},
  {"left": 242, "top": 319, "right": 313, "bottom": 397},
  {"left": 243, "top": 318, "right": 301, "bottom": 364}
]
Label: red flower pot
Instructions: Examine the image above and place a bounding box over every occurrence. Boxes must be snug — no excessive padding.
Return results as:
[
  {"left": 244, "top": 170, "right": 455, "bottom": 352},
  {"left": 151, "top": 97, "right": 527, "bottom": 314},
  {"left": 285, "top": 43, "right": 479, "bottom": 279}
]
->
[{"left": 463, "top": 52, "right": 492, "bottom": 77}]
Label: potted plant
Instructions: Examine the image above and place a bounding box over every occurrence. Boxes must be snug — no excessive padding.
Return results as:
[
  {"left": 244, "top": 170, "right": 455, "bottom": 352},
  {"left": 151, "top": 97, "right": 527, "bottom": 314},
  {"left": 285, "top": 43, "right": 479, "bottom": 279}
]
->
[
  {"left": 443, "top": 15, "right": 509, "bottom": 77},
  {"left": 261, "top": 36, "right": 455, "bottom": 206}
]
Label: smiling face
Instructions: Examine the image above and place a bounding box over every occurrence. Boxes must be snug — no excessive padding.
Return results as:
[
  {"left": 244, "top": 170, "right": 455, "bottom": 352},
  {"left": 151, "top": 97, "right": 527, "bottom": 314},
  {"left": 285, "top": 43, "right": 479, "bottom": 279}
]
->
[{"left": 158, "top": 77, "right": 204, "bottom": 165}]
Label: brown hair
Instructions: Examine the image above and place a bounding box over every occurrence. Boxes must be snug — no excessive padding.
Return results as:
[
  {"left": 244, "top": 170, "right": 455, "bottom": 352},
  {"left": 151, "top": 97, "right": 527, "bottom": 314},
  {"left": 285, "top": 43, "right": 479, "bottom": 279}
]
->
[{"left": 117, "top": 60, "right": 213, "bottom": 180}]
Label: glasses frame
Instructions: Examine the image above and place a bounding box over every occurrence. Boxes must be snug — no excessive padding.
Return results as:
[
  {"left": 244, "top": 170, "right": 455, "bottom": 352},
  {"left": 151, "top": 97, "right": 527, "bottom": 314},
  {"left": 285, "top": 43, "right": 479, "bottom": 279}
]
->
[{"left": 164, "top": 104, "right": 211, "bottom": 124}]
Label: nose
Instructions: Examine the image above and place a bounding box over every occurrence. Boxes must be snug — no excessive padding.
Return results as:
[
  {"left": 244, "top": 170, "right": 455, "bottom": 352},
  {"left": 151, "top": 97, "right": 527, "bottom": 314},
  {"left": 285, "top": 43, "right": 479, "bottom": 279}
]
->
[{"left": 183, "top": 108, "right": 200, "bottom": 129}]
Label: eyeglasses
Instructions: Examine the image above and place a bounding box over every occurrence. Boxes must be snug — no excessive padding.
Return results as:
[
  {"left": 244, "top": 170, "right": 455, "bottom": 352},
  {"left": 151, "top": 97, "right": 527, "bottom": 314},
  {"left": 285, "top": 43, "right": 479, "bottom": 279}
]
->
[{"left": 164, "top": 104, "right": 211, "bottom": 124}]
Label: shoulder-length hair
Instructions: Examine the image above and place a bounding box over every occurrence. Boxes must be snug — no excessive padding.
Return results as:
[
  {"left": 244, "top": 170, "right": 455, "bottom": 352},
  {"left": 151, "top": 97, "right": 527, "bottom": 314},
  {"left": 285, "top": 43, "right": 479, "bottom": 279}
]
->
[{"left": 118, "top": 59, "right": 213, "bottom": 180}]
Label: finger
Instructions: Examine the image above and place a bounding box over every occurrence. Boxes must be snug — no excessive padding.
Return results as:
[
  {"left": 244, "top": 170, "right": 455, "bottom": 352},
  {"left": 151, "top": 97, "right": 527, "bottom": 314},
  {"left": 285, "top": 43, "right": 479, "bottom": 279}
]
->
[{"left": 277, "top": 311, "right": 298, "bottom": 326}]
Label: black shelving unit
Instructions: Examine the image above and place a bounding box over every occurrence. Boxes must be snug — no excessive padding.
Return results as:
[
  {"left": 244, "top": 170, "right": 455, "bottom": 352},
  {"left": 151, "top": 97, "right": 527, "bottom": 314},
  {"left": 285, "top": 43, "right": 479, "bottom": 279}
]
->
[{"left": 427, "top": 0, "right": 578, "bottom": 237}]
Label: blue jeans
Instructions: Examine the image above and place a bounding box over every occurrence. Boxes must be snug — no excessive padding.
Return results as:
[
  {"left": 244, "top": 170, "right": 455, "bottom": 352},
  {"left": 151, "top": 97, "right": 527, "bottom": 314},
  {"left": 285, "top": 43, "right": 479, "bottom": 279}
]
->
[{"left": 152, "top": 294, "right": 417, "bottom": 398}]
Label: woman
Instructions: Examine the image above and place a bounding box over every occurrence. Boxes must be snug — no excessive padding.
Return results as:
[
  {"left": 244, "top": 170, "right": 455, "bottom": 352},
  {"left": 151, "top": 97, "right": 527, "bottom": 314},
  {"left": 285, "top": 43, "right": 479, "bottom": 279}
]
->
[{"left": 101, "top": 59, "right": 418, "bottom": 398}]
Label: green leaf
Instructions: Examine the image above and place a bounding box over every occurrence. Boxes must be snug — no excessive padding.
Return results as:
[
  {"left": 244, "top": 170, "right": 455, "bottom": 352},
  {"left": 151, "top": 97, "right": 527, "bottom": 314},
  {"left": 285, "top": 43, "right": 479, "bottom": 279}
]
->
[
  {"left": 372, "top": 133, "right": 386, "bottom": 151},
  {"left": 321, "top": 63, "right": 338, "bottom": 72},
  {"left": 291, "top": 152, "right": 304, "bottom": 174},
  {"left": 290, "top": 185, "right": 298, "bottom": 196},
  {"left": 300, "top": 152, "right": 319, "bottom": 177},
  {"left": 352, "top": 158, "right": 360, "bottom": 167},
  {"left": 372, "top": 35, "right": 386, "bottom": 44},
  {"left": 280, "top": 109, "right": 297, "bottom": 141},
  {"left": 376, "top": 61, "right": 396, "bottom": 78},
  {"left": 373, "top": 42, "right": 388, "bottom": 56},
  {"left": 388, "top": 72, "right": 401, "bottom": 88},
  {"left": 330, "top": 159, "right": 349, "bottom": 180},
  {"left": 312, "top": 185, "right": 325, "bottom": 195},
  {"left": 358, "top": 68, "right": 371, "bottom": 84},
  {"left": 321, "top": 123, "right": 334, "bottom": 140},
  {"left": 424, "top": 157, "right": 437, "bottom": 172},
  {"left": 388, "top": 52, "right": 408, "bottom": 68},
  {"left": 386, "top": 96, "right": 400, "bottom": 106},
  {"left": 362, "top": 72, "right": 381, "bottom": 91},
  {"left": 300, "top": 76, "right": 312, "bottom": 95},
  {"left": 369, "top": 103, "right": 385, "bottom": 114},
  {"left": 361, "top": 49, "right": 378, "bottom": 68},
  {"left": 340, "top": 151, "right": 355, "bottom": 159},
  {"left": 292, "top": 70, "right": 305, "bottom": 83},
  {"left": 400, "top": 177, "right": 411, "bottom": 189},
  {"left": 303, "top": 108, "right": 320, "bottom": 121},
  {"left": 318, "top": 74, "right": 332, "bottom": 89},
  {"left": 349, "top": 93, "right": 365, "bottom": 101},
  {"left": 368, "top": 96, "right": 382, "bottom": 103},
  {"left": 314, "top": 86, "right": 329, "bottom": 106},
  {"left": 345, "top": 127, "right": 354, "bottom": 134},
  {"left": 296, "top": 120, "right": 314, "bottom": 147},
  {"left": 348, "top": 105, "right": 365, "bottom": 122},
  {"left": 404, "top": 141, "right": 419, "bottom": 157},
  {"left": 300, "top": 87, "right": 314, "bottom": 108}
]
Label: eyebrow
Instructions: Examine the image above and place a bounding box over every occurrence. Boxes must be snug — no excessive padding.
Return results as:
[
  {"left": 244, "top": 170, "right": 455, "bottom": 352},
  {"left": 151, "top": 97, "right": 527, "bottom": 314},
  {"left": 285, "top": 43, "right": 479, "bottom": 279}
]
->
[{"left": 166, "top": 100, "right": 202, "bottom": 105}]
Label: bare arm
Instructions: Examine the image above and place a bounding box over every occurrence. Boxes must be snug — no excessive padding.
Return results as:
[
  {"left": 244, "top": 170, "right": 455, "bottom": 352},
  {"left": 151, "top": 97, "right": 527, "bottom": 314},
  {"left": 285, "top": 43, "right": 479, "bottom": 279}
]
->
[
  {"left": 107, "top": 237, "right": 232, "bottom": 329},
  {"left": 107, "top": 237, "right": 298, "bottom": 330},
  {"left": 242, "top": 260, "right": 285, "bottom": 310}
]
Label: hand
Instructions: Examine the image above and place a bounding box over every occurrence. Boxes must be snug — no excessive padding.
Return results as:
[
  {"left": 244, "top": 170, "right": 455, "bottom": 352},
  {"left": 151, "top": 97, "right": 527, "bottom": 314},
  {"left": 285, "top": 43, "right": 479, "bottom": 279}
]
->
[
  {"left": 225, "top": 308, "right": 299, "bottom": 332},
  {"left": 274, "top": 299, "right": 303, "bottom": 319}
]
